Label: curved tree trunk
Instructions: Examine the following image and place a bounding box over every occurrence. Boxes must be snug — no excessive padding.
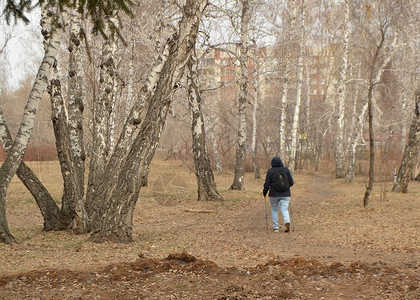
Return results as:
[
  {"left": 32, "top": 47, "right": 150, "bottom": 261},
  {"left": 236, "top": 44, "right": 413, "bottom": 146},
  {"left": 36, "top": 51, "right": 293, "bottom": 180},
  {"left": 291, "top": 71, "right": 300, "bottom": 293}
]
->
[
  {"left": 188, "top": 53, "right": 223, "bottom": 201},
  {"left": 392, "top": 92, "right": 420, "bottom": 193},
  {"left": 89, "top": 0, "right": 208, "bottom": 243},
  {"left": 0, "top": 1, "right": 61, "bottom": 244},
  {"left": 0, "top": 108, "right": 69, "bottom": 231},
  {"left": 230, "top": 0, "right": 250, "bottom": 190}
]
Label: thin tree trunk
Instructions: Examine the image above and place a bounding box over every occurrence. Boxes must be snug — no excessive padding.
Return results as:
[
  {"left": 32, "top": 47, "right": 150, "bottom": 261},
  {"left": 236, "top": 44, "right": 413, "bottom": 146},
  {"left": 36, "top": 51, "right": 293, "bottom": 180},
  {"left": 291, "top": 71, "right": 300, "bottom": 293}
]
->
[
  {"left": 251, "top": 85, "right": 260, "bottom": 179},
  {"left": 208, "top": 115, "right": 223, "bottom": 174},
  {"left": 230, "top": 0, "right": 250, "bottom": 190},
  {"left": 90, "top": 0, "right": 208, "bottom": 243},
  {"left": 0, "top": 1, "right": 61, "bottom": 244},
  {"left": 188, "top": 53, "right": 223, "bottom": 201},
  {"left": 346, "top": 101, "right": 368, "bottom": 183},
  {"left": 345, "top": 64, "right": 362, "bottom": 183},
  {"left": 392, "top": 92, "right": 420, "bottom": 193},
  {"left": 288, "top": 2, "right": 306, "bottom": 175},
  {"left": 363, "top": 29, "right": 397, "bottom": 206},
  {"left": 335, "top": 0, "right": 351, "bottom": 179},
  {"left": 279, "top": 76, "right": 288, "bottom": 158},
  {"left": 0, "top": 108, "right": 69, "bottom": 231},
  {"left": 363, "top": 85, "right": 375, "bottom": 207}
]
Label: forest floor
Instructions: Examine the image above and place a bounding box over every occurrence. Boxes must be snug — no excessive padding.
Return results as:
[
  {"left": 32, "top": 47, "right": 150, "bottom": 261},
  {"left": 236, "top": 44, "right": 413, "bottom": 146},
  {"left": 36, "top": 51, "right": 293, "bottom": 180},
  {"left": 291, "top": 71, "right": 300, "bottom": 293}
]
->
[{"left": 0, "top": 159, "right": 419, "bottom": 299}]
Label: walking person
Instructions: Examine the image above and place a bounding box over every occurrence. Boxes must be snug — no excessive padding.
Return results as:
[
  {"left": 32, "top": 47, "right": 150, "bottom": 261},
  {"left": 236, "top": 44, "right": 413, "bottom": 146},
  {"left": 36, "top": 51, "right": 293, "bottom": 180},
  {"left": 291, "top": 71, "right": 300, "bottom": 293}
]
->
[{"left": 263, "top": 156, "right": 294, "bottom": 232}]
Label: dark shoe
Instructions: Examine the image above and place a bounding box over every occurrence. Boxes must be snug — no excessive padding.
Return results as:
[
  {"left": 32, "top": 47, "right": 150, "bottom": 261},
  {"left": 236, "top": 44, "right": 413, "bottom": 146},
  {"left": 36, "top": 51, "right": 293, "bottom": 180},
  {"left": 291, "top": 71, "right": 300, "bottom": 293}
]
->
[
  {"left": 285, "top": 223, "right": 290, "bottom": 232},
  {"left": 273, "top": 228, "right": 279, "bottom": 232}
]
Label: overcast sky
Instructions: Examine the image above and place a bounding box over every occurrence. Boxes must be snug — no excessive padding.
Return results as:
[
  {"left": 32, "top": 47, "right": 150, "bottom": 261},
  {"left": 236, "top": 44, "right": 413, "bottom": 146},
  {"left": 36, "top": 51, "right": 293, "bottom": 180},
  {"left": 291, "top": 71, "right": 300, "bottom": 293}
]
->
[{"left": 1, "top": 3, "right": 42, "bottom": 91}]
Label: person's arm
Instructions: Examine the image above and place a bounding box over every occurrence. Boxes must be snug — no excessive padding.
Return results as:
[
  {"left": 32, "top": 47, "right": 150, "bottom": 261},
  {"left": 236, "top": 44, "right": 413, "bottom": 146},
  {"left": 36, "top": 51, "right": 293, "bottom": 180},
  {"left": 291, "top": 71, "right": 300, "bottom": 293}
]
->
[{"left": 286, "top": 168, "right": 294, "bottom": 187}]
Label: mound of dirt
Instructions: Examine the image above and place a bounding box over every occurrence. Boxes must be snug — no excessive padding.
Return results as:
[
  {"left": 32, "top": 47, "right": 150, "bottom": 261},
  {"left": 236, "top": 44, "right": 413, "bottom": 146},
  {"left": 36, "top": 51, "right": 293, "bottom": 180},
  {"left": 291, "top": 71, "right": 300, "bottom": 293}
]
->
[{"left": 0, "top": 252, "right": 418, "bottom": 299}]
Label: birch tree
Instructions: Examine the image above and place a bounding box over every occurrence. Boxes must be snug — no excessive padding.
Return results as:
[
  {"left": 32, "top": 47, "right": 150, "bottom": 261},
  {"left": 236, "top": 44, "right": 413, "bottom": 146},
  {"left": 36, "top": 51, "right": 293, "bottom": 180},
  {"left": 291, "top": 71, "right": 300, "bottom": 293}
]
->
[
  {"left": 230, "top": 0, "right": 250, "bottom": 190},
  {"left": 0, "top": 1, "right": 62, "bottom": 243},
  {"left": 0, "top": 107, "right": 70, "bottom": 231},
  {"left": 334, "top": 0, "right": 351, "bottom": 179},
  {"left": 188, "top": 51, "right": 223, "bottom": 201},
  {"left": 359, "top": 2, "right": 400, "bottom": 207},
  {"left": 86, "top": 14, "right": 117, "bottom": 225},
  {"left": 89, "top": 0, "right": 208, "bottom": 242},
  {"left": 392, "top": 92, "right": 420, "bottom": 193},
  {"left": 67, "top": 5, "right": 85, "bottom": 199},
  {"left": 288, "top": 0, "right": 306, "bottom": 174},
  {"left": 251, "top": 82, "right": 260, "bottom": 179}
]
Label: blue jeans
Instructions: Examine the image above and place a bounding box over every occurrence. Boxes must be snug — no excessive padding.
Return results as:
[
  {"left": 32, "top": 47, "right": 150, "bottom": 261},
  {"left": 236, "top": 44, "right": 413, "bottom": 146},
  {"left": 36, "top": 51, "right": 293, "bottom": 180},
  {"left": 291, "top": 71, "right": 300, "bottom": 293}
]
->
[{"left": 269, "top": 196, "right": 291, "bottom": 229}]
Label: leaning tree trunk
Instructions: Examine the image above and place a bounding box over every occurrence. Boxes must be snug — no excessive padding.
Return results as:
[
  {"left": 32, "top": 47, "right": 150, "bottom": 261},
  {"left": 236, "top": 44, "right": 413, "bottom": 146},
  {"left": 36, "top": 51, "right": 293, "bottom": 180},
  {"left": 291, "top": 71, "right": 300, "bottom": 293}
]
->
[
  {"left": 335, "top": 0, "right": 351, "bottom": 179},
  {"left": 86, "top": 25, "right": 170, "bottom": 233},
  {"left": 89, "top": 0, "right": 208, "bottom": 243},
  {"left": 392, "top": 92, "right": 420, "bottom": 193},
  {"left": 346, "top": 101, "right": 368, "bottom": 183},
  {"left": 188, "top": 52, "right": 223, "bottom": 201},
  {"left": 230, "top": 0, "right": 250, "bottom": 190},
  {"left": 0, "top": 1, "right": 60, "bottom": 244},
  {"left": 363, "top": 29, "right": 397, "bottom": 206},
  {"left": 0, "top": 108, "right": 69, "bottom": 232},
  {"left": 48, "top": 49, "right": 88, "bottom": 234}
]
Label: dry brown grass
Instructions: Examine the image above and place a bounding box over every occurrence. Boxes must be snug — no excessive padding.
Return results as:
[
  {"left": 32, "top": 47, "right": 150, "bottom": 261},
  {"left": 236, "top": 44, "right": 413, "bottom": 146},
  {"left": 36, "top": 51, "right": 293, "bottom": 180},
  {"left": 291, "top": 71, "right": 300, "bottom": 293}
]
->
[{"left": 1, "top": 158, "right": 419, "bottom": 277}]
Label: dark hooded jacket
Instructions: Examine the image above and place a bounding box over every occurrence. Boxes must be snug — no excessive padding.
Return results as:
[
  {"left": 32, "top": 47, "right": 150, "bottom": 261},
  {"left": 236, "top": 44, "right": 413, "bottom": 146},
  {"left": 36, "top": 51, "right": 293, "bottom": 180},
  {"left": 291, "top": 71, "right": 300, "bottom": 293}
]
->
[{"left": 263, "top": 157, "right": 294, "bottom": 197}]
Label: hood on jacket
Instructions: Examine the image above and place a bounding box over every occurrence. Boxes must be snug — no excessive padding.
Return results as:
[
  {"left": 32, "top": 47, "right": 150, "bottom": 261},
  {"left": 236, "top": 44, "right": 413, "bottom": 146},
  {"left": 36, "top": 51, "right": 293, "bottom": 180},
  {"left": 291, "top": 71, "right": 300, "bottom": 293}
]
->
[{"left": 271, "top": 156, "right": 284, "bottom": 168}]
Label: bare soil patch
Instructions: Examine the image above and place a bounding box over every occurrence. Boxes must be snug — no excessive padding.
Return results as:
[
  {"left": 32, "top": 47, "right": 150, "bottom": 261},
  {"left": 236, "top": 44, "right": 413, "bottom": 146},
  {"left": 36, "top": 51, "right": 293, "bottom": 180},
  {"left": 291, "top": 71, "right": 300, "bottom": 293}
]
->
[{"left": 0, "top": 160, "right": 419, "bottom": 299}]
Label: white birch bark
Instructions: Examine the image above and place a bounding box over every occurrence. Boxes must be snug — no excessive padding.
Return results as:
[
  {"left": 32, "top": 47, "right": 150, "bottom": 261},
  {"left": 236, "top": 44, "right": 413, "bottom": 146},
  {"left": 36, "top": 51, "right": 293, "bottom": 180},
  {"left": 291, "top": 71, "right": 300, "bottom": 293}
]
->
[
  {"left": 188, "top": 52, "right": 223, "bottom": 201},
  {"left": 209, "top": 123, "right": 223, "bottom": 174},
  {"left": 279, "top": 72, "right": 288, "bottom": 158},
  {"left": 67, "top": 6, "right": 85, "bottom": 197},
  {"left": 288, "top": 2, "right": 306, "bottom": 175},
  {"left": 126, "top": 28, "right": 136, "bottom": 117},
  {"left": 230, "top": 0, "right": 250, "bottom": 190},
  {"left": 346, "top": 101, "right": 368, "bottom": 183},
  {"left": 335, "top": 0, "right": 351, "bottom": 179},
  {"left": 392, "top": 92, "right": 420, "bottom": 193},
  {"left": 400, "top": 93, "right": 408, "bottom": 149},
  {"left": 86, "top": 15, "right": 116, "bottom": 211},
  {"left": 109, "top": 23, "right": 119, "bottom": 153},
  {"left": 363, "top": 28, "right": 398, "bottom": 206},
  {"left": 0, "top": 1, "right": 61, "bottom": 243},
  {"left": 251, "top": 83, "right": 260, "bottom": 179},
  {"left": 90, "top": 0, "right": 208, "bottom": 242}
]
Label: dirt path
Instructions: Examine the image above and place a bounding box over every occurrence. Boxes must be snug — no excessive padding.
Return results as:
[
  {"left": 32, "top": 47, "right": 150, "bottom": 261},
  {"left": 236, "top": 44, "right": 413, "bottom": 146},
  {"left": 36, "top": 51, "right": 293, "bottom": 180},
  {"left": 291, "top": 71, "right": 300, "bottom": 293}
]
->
[
  {"left": 1, "top": 169, "right": 419, "bottom": 299},
  {"left": 136, "top": 174, "right": 418, "bottom": 272},
  {"left": 228, "top": 175, "right": 419, "bottom": 271}
]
